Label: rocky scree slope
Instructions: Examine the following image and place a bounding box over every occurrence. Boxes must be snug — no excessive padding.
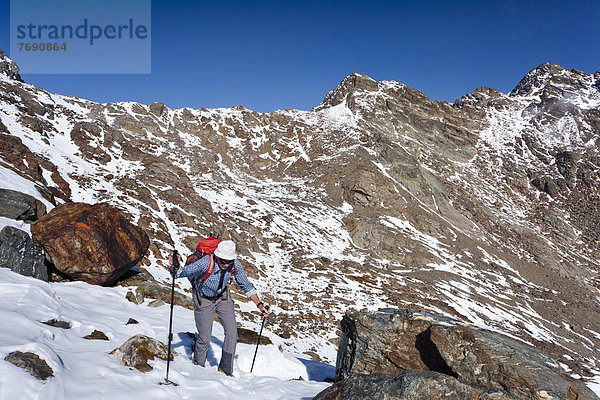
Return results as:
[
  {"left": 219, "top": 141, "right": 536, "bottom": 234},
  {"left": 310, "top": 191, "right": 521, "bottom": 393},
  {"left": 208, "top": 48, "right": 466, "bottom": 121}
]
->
[{"left": 0, "top": 51, "right": 598, "bottom": 379}]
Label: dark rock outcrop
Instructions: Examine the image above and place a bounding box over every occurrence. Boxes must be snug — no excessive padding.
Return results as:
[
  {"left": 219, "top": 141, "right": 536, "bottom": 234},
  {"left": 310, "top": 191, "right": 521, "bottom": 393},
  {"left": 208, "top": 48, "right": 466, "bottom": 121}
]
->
[
  {"left": 148, "top": 299, "right": 165, "bottom": 307},
  {"left": 126, "top": 290, "right": 137, "bottom": 303},
  {"left": 110, "top": 334, "right": 174, "bottom": 372},
  {"left": 42, "top": 319, "right": 71, "bottom": 329},
  {"left": 0, "top": 134, "right": 70, "bottom": 203},
  {"left": 149, "top": 101, "right": 167, "bottom": 117},
  {"left": 335, "top": 309, "right": 597, "bottom": 400},
  {"left": 555, "top": 151, "right": 580, "bottom": 182},
  {"left": 531, "top": 175, "right": 561, "bottom": 197},
  {"left": 314, "top": 371, "right": 515, "bottom": 400},
  {"left": 237, "top": 327, "right": 272, "bottom": 345},
  {"left": 0, "top": 189, "right": 46, "bottom": 222},
  {"left": 4, "top": 351, "right": 53, "bottom": 380},
  {"left": 0, "top": 226, "right": 48, "bottom": 281},
  {"left": 135, "top": 281, "right": 191, "bottom": 308},
  {"left": 318, "top": 72, "right": 379, "bottom": 109},
  {"left": 117, "top": 270, "right": 193, "bottom": 309},
  {"left": 0, "top": 49, "right": 23, "bottom": 82},
  {"left": 31, "top": 202, "right": 150, "bottom": 286},
  {"left": 83, "top": 330, "right": 109, "bottom": 340}
]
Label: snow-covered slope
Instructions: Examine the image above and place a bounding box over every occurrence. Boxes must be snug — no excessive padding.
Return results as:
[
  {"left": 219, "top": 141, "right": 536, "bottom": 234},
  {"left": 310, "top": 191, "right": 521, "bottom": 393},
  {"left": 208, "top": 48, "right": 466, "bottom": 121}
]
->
[
  {"left": 1, "top": 50, "right": 599, "bottom": 395},
  {"left": 0, "top": 268, "right": 331, "bottom": 399}
]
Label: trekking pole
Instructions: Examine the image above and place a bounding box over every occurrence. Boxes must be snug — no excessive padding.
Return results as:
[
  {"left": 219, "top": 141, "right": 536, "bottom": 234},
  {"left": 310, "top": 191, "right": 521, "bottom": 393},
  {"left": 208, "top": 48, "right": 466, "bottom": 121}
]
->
[
  {"left": 164, "top": 250, "right": 179, "bottom": 385},
  {"left": 250, "top": 306, "right": 269, "bottom": 373}
]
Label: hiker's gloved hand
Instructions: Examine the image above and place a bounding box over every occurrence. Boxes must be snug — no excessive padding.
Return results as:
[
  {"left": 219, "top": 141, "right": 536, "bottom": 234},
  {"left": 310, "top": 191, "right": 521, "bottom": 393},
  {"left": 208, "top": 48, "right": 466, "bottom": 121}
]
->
[
  {"left": 258, "top": 304, "right": 271, "bottom": 317},
  {"left": 168, "top": 252, "right": 183, "bottom": 275}
]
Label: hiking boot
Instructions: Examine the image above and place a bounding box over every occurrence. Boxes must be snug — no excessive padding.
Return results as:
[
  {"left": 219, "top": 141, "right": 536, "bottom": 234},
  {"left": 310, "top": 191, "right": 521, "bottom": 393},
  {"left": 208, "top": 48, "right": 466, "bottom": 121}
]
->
[{"left": 218, "top": 368, "right": 234, "bottom": 377}]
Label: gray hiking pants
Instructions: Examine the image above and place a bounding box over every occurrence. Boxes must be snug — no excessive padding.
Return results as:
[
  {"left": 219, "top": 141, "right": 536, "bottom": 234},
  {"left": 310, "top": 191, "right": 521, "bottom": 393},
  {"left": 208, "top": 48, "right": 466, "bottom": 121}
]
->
[{"left": 192, "top": 287, "right": 238, "bottom": 375}]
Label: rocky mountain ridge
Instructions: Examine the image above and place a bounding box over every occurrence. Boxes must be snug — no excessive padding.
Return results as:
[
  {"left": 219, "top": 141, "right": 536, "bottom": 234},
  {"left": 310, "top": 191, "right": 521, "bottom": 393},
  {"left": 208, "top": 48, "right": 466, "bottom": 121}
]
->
[{"left": 0, "top": 51, "right": 598, "bottom": 385}]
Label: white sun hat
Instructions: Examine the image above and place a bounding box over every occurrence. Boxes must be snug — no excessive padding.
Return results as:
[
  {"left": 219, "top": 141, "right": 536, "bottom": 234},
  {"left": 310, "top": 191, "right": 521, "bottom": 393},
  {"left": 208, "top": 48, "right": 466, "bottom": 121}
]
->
[{"left": 214, "top": 240, "right": 237, "bottom": 260}]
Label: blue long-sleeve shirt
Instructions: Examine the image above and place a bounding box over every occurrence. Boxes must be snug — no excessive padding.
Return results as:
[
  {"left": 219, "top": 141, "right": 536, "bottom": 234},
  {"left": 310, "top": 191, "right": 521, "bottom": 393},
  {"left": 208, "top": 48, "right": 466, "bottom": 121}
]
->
[{"left": 175, "top": 255, "right": 257, "bottom": 298}]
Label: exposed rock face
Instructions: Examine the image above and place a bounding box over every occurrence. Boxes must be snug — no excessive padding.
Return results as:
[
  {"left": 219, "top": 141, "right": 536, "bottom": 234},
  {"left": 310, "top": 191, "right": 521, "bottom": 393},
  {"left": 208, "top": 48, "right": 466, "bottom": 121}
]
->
[
  {"left": 314, "top": 371, "right": 515, "bottom": 400},
  {"left": 117, "top": 270, "right": 193, "bottom": 309},
  {"left": 83, "top": 330, "right": 109, "bottom": 340},
  {"left": 317, "top": 73, "right": 379, "bottom": 109},
  {"left": 0, "top": 189, "right": 46, "bottom": 222},
  {"left": 4, "top": 351, "right": 53, "bottom": 380},
  {"left": 110, "top": 334, "right": 174, "bottom": 372},
  {"left": 237, "top": 327, "right": 272, "bottom": 345},
  {"left": 125, "top": 290, "right": 137, "bottom": 303},
  {"left": 31, "top": 202, "right": 149, "bottom": 286},
  {"left": 148, "top": 299, "right": 165, "bottom": 307},
  {"left": 0, "top": 49, "right": 23, "bottom": 81},
  {"left": 135, "top": 281, "right": 191, "bottom": 308},
  {"left": 335, "top": 309, "right": 598, "bottom": 400},
  {"left": 0, "top": 226, "right": 48, "bottom": 281},
  {"left": 42, "top": 319, "right": 71, "bottom": 329},
  {"left": 0, "top": 134, "right": 70, "bottom": 204}
]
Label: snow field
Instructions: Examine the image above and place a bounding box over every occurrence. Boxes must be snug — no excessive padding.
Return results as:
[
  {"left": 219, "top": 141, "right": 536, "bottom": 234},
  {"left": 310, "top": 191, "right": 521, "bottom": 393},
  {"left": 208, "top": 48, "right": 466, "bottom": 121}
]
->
[{"left": 0, "top": 269, "right": 331, "bottom": 400}]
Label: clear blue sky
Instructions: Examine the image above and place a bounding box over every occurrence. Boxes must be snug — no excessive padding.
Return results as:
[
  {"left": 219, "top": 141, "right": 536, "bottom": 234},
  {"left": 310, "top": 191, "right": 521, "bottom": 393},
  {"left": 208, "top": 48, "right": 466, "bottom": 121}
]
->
[{"left": 1, "top": 0, "right": 599, "bottom": 112}]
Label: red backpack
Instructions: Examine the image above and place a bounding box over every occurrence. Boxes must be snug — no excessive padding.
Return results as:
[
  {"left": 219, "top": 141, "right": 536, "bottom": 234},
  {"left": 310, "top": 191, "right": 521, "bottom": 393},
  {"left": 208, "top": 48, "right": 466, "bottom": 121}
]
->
[{"left": 185, "top": 236, "right": 236, "bottom": 281}]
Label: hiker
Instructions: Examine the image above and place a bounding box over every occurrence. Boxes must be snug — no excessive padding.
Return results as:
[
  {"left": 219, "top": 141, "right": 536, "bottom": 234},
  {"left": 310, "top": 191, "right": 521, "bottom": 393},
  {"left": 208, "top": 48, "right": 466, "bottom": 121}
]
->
[{"left": 169, "top": 239, "right": 271, "bottom": 376}]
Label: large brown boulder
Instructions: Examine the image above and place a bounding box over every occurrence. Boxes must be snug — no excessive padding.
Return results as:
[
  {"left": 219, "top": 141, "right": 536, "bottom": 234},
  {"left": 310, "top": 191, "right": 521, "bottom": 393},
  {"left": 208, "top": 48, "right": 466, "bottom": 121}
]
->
[
  {"left": 31, "top": 202, "right": 149, "bottom": 286},
  {"left": 335, "top": 309, "right": 597, "bottom": 400}
]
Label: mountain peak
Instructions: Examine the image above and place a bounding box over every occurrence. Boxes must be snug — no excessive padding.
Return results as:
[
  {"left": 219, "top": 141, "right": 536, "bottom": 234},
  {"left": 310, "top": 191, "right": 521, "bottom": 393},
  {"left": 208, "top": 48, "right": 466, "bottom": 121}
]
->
[
  {"left": 0, "top": 49, "right": 23, "bottom": 82},
  {"left": 317, "top": 72, "right": 379, "bottom": 109},
  {"left": 509, "top": 62, "right": 596, "bottom": 98}
]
